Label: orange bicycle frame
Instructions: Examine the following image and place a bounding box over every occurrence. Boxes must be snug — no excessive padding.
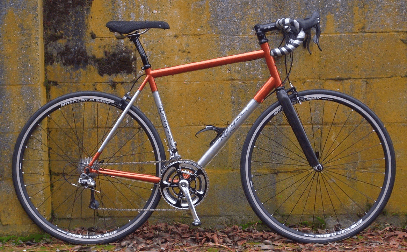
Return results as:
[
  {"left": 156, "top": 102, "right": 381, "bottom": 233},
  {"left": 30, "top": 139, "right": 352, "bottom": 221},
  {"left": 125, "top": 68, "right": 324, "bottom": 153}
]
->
[{"left": 88, "top": 42, "right": 282, "bottom": 183}]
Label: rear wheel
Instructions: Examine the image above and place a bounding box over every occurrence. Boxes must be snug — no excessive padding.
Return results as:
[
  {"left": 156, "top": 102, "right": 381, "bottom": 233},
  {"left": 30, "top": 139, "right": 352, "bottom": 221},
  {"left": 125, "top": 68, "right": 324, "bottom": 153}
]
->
[
  {"left": 241, "top": 89, "right": 395, "bottom": 243},
  {"left": 12, "top": 91, "right": 165, "bottom": 244}
]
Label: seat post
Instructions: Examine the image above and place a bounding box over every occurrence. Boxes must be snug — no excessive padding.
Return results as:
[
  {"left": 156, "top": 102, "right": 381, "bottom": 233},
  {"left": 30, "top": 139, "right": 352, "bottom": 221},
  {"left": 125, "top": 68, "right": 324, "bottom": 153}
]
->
[{"left": 129, "top": 34, "right": 151, "bottom": 69}]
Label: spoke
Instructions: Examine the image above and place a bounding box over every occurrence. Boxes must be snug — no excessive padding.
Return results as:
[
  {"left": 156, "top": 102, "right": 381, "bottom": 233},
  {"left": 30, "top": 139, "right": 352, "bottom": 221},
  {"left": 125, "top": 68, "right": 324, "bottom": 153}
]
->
[
  {"left": 102, "top": 150, "right": 157, "bottom": 161},
  {"left": 33, "top": 125, "right": 78, "bottom": 169},
  {"left": 319, "top": 172, "right": 356, "bottom": 227},
  {"left": 321, "top": 103, "right": 340, "bottom": 160},
  {"left": 66, "top": 187, "right": 81, "bottom": 230},
  {"left": 50, "top": 186, "right": 85, "bottom": 216},
  {"left": 93, "top": 180, "right": 135, "bottom": 230},
  {"left": 17, "top": 95, "right": 165, "bottom": 242},
  {"left": 266, "top": 170, "right": 313, "bottom": 206},
  {"left": 97, "top": 175, "right": 153, "bottom": 191},
  {"left": 323, "top": 158, "right": 386, "bottom": 172},
  {"left": 325, "top": 169, "right": 382, "bottom": 190},
  {"left": 323, "top": 106, "right": 353, "bottom": 161},
  {"left": 322, "top": 171, "right": 372, "bottom": 213},
  {"left": 252, "top": 167, "right": 309, "bottom": 176},
  {"left": 322, "top": 115, "right": 367, "bottom": 164},
  {"left": 311, "top": 173, "right": 321, "bottom": 229},
  {"left": 101, "top": 175, "right": 141, "bottom": 209},
  {"left": 89, "top": 105, "right": 123, "bottom": 156},
  {"left": 320, "top": 173, "right": 341, "bottom": 225},
  {"left": 276, "top": 171, "right": 315, "bottom": 223},
  {"left": 99, "top": 114, "right": 139, "bottom": 163},
  {"left": 246, "top": 93, "right": 393, "bottom": 241},
  {"left": 28, "top": 164, "right": 76, "bottom": 200},
  {"left": 283, "top": 171, "right": 317, "bottom": 226},
  {"left": 106, "top": 128, "right": 150, "bottom": 163},
  {"left": 259, "top": 129, "right": 307, "bottom": 163},
  {"left": 48, "top": 112, "right": 90, "bottom": 159},
  {"left": 324, "top": 142, "right": 381, "bottom": 167},
  {"left": 254, "top": 145, "right": 308, "bottom": 166},
  {"left": 322, "top": 123, "right": 375, "bottom": 164},
  {"left": 254, "top": 168, "right": 310, "bottom": 192}
]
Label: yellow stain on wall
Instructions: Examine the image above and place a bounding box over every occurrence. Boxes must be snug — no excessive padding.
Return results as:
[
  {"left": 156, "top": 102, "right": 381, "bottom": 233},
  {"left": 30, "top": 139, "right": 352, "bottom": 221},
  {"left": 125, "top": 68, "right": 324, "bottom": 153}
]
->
[
  {"left": 324, "top": 13, "right": 335, "bottom": 34},
  {"left": 2, "top": 10, "right": 23, "bottom": 86},
  {"left": 352, "top": 6, "right": 366, "bottom": 32}
]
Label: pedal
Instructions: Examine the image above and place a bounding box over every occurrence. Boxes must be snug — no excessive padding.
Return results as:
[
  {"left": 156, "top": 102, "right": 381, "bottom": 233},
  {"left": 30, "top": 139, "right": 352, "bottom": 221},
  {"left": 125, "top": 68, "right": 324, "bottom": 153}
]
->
[{"left": 195, "top": 125, "right": 225, "bottom": 146}]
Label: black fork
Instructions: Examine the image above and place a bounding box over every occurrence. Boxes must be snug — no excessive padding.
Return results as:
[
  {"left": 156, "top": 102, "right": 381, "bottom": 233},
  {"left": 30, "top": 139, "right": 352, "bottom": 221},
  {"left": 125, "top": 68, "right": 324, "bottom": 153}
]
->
[{"left": 276, "top": 87, "right": 323, "bottom": 172}]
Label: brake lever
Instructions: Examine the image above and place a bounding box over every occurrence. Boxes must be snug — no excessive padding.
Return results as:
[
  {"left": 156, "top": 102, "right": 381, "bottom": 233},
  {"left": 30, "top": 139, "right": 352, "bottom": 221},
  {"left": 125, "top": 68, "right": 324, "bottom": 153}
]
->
[
  {"left": 304, "top": 29, "right": 312, "bottom": 54},
  {"left": 302, "top": 23, "right": 322, "bottom": 54},
  {"left": 313, "top": 23, "right": 322, "bottom": 51}
]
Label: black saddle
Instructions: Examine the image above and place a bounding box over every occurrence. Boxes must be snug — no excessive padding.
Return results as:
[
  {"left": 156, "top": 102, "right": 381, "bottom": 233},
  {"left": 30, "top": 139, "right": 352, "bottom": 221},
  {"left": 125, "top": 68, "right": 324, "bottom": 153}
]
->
[{"left": 106, "top": 21, "right": 170, "bottom": 34}]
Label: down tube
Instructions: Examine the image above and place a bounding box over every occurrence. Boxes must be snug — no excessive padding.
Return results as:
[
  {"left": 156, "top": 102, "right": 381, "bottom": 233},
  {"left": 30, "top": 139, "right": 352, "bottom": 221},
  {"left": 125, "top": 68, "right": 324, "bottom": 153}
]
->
[{"left": 198, "top": 99, "right": 260, "bottom": 167}]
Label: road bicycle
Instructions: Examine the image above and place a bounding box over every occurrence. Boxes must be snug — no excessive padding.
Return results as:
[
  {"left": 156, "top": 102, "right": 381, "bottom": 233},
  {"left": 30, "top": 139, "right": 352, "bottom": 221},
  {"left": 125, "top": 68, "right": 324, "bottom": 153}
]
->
[{"left": 12, "top": 12, "right": 395, "bottom": 244}]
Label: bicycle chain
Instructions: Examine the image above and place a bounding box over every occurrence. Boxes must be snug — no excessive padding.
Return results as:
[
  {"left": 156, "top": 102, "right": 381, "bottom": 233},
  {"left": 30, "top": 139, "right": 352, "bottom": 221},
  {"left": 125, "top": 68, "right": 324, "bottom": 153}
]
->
[
  {"left": 95, "top": 159, "right": 188, "bottom": 212},
  {"left": 97, "top": 207, "right": 186, "bottom": 212},
  {"left": 101, "top": 160, "right": 168, "bottom": 166}
]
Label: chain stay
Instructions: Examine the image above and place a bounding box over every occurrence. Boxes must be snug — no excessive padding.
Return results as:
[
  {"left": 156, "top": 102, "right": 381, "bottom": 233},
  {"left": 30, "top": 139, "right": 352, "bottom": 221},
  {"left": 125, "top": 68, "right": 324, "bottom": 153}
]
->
[{"left": 92, "top": 159, "right": 183, "bottom": 212}]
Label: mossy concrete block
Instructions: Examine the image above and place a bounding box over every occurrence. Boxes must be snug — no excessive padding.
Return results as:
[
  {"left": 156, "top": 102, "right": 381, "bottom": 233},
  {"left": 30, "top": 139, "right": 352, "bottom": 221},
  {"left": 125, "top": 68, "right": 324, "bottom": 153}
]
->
[
  {"left": 0, "top": 85, "right": 43, "bottom": 134},
  {"left": 0, "top": 133, "right": 15, "bottom": 181},
  {"left": 0, "top": 6, "right": 41, "bottom": 86},
  {"left": 0, "top": 179, "right": 33, "bottom": 227}
]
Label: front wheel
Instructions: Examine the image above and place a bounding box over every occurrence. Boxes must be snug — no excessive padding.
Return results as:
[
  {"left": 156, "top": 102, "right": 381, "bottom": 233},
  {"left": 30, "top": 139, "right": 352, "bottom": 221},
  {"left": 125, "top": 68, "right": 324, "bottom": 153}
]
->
[
  {"left": 240, "top": 89, "right": 395, "bottom": 243},
  {"left": 12, "top": 91, "right": 166, "bottom": 244}
]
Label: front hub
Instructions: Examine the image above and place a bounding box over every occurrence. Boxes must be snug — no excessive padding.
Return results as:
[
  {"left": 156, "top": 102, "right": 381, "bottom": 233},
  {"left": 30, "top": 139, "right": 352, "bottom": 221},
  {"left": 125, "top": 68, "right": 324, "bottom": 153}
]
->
[{"left": 313, "top": 163, "right": 323, "bottom": 172}]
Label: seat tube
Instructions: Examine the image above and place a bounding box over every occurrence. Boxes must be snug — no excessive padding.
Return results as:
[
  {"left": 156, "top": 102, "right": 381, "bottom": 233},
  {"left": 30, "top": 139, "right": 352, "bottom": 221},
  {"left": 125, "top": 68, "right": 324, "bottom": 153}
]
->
[
  {"left": 152, "top": 90, "right": 180, "bottom": 159},
  {"left": 144, "top": 68, "right": 179, "bottom": 158},
  {"left": 276, "top": 87, "right": 322, "bottom": 171}
]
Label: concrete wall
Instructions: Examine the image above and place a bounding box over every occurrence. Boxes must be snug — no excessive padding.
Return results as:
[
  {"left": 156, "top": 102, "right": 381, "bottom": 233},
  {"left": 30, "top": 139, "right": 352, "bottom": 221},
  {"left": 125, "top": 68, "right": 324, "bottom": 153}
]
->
[
  {"left": 0, "top": 0, "right": 45, "bottom": 234},
  {"left": 1, "top": 0, "right": 406, "bottom": 235}
]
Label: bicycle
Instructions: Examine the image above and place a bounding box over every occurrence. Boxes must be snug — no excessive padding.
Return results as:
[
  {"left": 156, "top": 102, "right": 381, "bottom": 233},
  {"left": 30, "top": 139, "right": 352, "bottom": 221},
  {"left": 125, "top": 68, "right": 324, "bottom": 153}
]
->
[{"left": 12, "top": 12, "right": 395, "bottom": 244}]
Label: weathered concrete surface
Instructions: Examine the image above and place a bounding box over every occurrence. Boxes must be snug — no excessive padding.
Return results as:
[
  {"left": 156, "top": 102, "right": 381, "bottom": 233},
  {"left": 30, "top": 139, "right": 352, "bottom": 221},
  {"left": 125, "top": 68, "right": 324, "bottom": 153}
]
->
[
  {"left": 1, "top": 0, "right": 407, "bottom": 235},
  {"left": 0, "top": 0, "right": 45, "bottom": 234}
]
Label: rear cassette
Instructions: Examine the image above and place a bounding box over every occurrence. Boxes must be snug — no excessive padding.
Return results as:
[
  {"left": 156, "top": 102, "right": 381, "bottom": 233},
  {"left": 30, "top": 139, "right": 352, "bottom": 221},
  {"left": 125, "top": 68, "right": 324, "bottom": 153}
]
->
[{"left": 160, "top": 160, "right": 209, "bottom": 209}]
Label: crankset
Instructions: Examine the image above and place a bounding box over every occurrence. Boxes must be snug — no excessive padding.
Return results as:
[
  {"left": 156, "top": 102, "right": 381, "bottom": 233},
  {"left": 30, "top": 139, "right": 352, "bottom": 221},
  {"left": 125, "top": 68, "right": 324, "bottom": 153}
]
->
[{"left": 160, "top": 160, "right": 209, "bottom": 225}]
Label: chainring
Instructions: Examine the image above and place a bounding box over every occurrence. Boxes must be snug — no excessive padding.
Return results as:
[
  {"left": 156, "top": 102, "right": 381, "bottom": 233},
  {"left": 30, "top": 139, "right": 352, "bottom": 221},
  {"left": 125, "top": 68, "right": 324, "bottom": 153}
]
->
[{"left": 160, "top": 160, "right": 209, "bottom": 209}]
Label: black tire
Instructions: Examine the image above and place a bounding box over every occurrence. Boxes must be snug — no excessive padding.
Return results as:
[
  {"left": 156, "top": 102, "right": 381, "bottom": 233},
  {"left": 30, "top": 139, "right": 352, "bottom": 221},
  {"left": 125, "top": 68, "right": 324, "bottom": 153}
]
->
[
  {"left": 240, "top": 89, "right": 395, "bottom": 243},
  {"left": 12, "top": 91, "right": 166, "bottom": 244}
]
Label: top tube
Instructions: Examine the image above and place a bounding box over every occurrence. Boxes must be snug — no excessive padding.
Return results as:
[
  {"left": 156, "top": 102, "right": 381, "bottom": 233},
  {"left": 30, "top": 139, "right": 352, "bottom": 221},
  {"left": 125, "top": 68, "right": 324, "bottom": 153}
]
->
[
  {"left": 125, "top": 27, "right": 284, "bottom": 93},
  {"left": 150, "top": 50, "right": 265, "bottom": 78},
  {"left": 146, "top": 42, "right": 282, "bottom": 91}
]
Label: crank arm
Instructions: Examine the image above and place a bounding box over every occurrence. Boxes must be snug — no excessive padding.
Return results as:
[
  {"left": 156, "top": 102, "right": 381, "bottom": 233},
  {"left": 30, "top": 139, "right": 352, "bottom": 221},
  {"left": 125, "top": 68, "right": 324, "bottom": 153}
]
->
[{"left": 179, "top": 180, "right": 201, "bottom": 226}]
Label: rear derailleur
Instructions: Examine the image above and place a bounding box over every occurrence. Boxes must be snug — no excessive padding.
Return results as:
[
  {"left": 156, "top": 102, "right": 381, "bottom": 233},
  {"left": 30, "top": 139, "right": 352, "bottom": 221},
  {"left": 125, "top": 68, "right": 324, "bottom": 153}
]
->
[{"left": 77, "top": 173, "right": 100, "bottom": 210}]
